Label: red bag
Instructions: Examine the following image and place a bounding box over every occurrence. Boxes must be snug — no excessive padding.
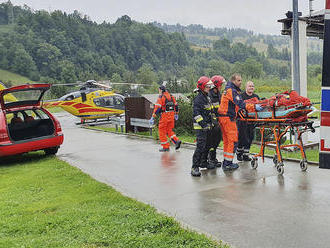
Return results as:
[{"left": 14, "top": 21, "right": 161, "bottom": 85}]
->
[{"left": 245, "top": 91, "right": 311, "bottom": 108}]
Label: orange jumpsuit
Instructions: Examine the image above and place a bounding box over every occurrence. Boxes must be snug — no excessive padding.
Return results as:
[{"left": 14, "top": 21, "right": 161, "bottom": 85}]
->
[
  {"left": 218, "top": 82, "right": 255, "bottom": 163},
  {"left": 152, "top": 91, "right": 179, "bottom": 149}
]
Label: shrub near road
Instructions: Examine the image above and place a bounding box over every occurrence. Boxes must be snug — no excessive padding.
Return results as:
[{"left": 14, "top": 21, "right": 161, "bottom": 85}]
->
[{"left": 0, "top": 153, "right": 227, "bottom": 248}]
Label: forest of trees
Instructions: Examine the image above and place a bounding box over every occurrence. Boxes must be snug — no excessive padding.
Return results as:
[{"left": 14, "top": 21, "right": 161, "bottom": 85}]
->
[{"left": 0, "top": 1, "right": 323, "bottom": 96}]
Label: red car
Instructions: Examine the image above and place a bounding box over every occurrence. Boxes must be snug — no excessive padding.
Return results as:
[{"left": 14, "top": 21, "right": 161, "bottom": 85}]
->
[{"left": 0, "top": 83, "right": 64, "bottom": 157}]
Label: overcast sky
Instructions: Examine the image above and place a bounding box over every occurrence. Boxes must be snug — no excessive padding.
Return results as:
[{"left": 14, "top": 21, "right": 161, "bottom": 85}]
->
[{"left": 2, "top": 0, "right": 327, "bottom": 34}]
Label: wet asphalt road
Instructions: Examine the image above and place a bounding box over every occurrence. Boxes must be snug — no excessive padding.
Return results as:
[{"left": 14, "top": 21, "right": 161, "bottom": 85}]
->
[{"left": 57, "top": 113, "right": 330, "bottom": 248}]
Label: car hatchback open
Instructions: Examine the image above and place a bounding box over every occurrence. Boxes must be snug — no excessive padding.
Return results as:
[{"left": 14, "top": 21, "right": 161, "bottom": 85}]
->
[{"left": 0, "top": 84, "right": 64, "bottom": 157}]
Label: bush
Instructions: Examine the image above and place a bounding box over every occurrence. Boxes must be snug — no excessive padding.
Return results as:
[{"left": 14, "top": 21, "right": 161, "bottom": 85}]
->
[
  {"left": 29, "top": 71, "right": 40, "bottom": 81},
  {"left": 174, "top": 96, "right": 194, "bottom": 136}
]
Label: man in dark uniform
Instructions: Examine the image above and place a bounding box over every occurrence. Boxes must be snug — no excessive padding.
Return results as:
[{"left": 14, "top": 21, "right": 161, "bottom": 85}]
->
[
  {"left": 237, "top": 81, "right": 260, "bottom": 161},
  {"left": 191, "top": 76, "right": 215, "bottom": 177},
  {"left": 218, "top": 74, "right": 261, "bottom": 170},
  {"left": 207, "top": 75, "right": 225, "bottom": 168}
]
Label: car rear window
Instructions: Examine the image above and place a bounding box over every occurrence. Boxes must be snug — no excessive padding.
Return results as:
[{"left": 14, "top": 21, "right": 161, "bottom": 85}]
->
[
  {"left": 3, "top": 89, "right": 45, "bottom": 107},
  {"left": 6, "top": 109, "right": 50, "bottom": 124}
]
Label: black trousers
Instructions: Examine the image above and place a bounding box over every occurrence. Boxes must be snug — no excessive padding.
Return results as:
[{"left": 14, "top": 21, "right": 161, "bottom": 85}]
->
[
  {"left": 208, "top": 126, "right": 222, "bottom": 161},
  {"left": 237, "top": 121, "right": 255, "bottom": 155},
  {"left": 192, "top": 129, "right": 211, "bottom": 168}
]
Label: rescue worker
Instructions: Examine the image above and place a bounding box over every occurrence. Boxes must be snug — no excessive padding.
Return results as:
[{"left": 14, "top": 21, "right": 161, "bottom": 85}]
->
[
  {"left": 149, "top": 85, "right": 181, "bottom": 152},
  {"left": 237, "top": 81, "right": 260, "bottom": 161},
  {"left": 191, "top": 76, "right": 216, "bottom": 177},
  {"left": 218, "top": 74, "right": 262, "bottom": 170},
  {"left": 207, "top": 75, "right": 226, "bottom": 168}
]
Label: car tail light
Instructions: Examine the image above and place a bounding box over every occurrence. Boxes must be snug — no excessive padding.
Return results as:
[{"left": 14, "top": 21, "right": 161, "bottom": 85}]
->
[
  {"left": 53, "top": 117, "right": 62, "bottom": 134},
  {"left": 0, "top": 128, "right": 9, "bottom": 143}
]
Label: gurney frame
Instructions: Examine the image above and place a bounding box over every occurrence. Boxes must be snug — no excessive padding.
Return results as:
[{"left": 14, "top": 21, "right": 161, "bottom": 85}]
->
[{"left": 241, "top": 118, "right": 315, "bottom": 175}]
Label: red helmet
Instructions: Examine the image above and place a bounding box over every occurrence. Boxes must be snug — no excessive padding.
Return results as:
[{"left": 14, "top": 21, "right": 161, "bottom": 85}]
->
[
  {"left": 211, "top": 75, "right": 225, "bottom": 88},
  {"left": 197, "top": 76, "right": 211, "bottom": 91}
]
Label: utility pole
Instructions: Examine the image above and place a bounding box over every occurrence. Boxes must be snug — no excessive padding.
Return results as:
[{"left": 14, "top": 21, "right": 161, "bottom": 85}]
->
[
  {"left": 292, "top": 0, "right": 300, "bottom": 94},
  {"left": 319, "top": 0, "right": 330, "bottom": 168},
  {"left": 309, "top": 0, "right": 314, "bottom": 17}
]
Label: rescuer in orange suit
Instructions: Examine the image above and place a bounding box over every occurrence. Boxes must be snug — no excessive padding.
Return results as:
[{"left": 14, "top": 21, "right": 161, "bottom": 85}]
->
[
  {"left": 150, "top": 85, "right": 182, "bottom": 152},
  {"left": 218, "top": 74, "right": 262, "bottom": 170}
]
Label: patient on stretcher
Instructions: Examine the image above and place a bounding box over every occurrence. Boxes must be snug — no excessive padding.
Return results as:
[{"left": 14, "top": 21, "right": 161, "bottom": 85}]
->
[{"left": 242, "top": 90, "right": 312, "bottom": 121}]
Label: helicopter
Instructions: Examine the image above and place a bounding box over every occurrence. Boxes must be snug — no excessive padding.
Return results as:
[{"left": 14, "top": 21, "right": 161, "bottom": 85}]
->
[
  {"left": 44, "top": 80, "right": 145, "bottom": 123},
  {"left": 0, "top": 81, "right": 18, "bottom": 102}
]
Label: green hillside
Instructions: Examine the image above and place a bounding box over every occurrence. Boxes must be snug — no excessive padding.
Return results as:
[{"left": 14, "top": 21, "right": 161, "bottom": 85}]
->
[
  {"left": 0, "top": 69, "right": 35, "bottom": 87},
  {"left": 0, "top": 24, "right": 13, "bottom": 34}
]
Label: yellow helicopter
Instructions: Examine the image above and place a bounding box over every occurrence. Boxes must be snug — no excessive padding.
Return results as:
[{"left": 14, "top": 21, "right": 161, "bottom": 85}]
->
[
  {"left": 0, "top": 81, "right": 18, "bottom": 102},
  {"left": 44, "top": 80, "right": 143, "bottom": 123}
]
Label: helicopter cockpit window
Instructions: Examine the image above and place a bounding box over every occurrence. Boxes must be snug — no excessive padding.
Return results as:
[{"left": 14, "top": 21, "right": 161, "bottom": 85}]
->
[
  {"left": 93, "top": 96, "right": 116, "bottom": 108},
  {"left": 94, "top": 99, "right": 101, "bottom": 106},
  {"left": 105, "top": 97, "right": 114, "bottom": 107},
  {"left": 65, "top": 95, "right": 74, "bottom": 101},
  {"left": 59, "top": 92, "right": 81, "bottom": 101},
  {"left": 114, "top": 96, "right": 123, "bottom": 105},
  {"left": 113, "top": 95, "right": 124, "bottom": 110}
]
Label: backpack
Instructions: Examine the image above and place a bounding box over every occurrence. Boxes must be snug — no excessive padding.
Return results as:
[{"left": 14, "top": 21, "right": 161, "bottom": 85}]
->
[{"left": 164, "top": 94, "right": 175, "bottom": 112}]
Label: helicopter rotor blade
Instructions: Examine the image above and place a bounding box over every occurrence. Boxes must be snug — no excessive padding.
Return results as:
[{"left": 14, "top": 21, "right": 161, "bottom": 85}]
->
[
  {"left": 51, "top": 83, "right": 82, "bottom": 86},
  {"left": 92, "top": 82, "right": 113, "bottom": 89},
  {"left": 109, "top": 82, "right": 149, "bottom": 86},
  {"left": 51, "top": 80, "right": 150, "bottom": 88}
]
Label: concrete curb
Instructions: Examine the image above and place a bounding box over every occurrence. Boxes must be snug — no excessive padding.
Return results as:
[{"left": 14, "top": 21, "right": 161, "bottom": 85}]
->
[{"left": 83, "top": 126, "right": 319, "bottom": 166}]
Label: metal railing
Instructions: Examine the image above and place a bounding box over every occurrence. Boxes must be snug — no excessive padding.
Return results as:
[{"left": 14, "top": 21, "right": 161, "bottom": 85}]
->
[{"left": 130, "top": 118, "right": 153, "bottom": 135}]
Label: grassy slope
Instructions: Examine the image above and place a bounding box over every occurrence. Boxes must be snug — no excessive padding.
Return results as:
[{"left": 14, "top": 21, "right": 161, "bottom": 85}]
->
[
  {"left": 0, "top": 24, "right": 14, "bottom": 34},
  {"left": 0, "top": 153, "right": 227, "bottom": 248},
  {"left": 0, "top": 69, "right": 35, "bottom": 86}
]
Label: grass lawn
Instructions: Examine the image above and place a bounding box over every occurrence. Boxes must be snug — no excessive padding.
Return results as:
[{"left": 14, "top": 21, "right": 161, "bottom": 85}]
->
[
  {"left": 0, "top": 69, "right": 35, "bottom": 86},
  {"left": 0, "top": 153, "right": 227, "bottom": 248},
  {"left": 44, "top": 106, "right": 65, "bottom": 113}
]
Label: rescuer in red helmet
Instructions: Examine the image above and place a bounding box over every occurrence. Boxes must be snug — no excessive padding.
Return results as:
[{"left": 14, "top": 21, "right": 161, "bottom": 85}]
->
[
  {"left": 218, "top": 74, "right": 262, "bottom": 170},
  {"left": 207, "top": 75, "right": 226, "bottom": 168},
  {"left": 149, "top": 85, "right": 181, "bottom": 152},
  {"left": 191, "top": 76, "right": 216, "bottom": 177}
]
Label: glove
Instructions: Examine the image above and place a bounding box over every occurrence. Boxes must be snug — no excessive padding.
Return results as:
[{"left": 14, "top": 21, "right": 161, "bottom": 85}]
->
[
  {"left": 149, "top": 117, "right": 154, "bottom": 125},
  {"left": 174, "top": 114, "right": 179, "bottom": 121},
  {"left": 255, "top": 104, "right": 263, "bottom": 111},
  {"left": 211, "top": 116, "right": 219, "bottom": 127}
]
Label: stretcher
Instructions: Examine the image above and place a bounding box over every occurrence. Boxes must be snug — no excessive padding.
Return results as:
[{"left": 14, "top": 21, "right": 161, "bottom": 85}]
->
[{"left": 239, "top": 93, "right": 315, "bottom": 175}]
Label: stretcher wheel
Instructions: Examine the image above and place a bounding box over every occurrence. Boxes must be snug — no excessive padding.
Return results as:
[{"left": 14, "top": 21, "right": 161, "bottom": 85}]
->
[
  {"left": 276, "top": 163, "right": 284, "bottom": 175},
  {"left": 251, "top": 158, "right": 258, "bottom": 169},
  {"left": 273, "top": 155, "right": 278, "bottom": 166},
  {"left": 300, "top": 160, "right": 307, "bottom": 171}
]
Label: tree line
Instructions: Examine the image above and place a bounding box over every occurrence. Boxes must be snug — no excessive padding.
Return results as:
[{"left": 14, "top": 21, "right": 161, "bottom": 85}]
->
[{"left": 0, "top": 1, "right": 321, "bottom": 97}]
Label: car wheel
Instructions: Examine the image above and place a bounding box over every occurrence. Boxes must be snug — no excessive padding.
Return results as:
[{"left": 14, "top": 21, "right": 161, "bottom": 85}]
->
[{"left": 44, "top": 147, "right": 59, "bottom": 155}]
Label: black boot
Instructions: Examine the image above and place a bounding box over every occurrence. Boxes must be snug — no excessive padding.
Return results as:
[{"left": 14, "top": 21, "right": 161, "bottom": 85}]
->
[
  {"left": 175, "top": 140, "right": 182, "bottom": 150},
  {"left": 243, "top": 155, "right": 252, "bottom": 161},
  {"left": 201, "top": 160, "right": 215, "bottom": 169},
  {"left": 222, "top": 160, "right": 239, "bottom": 171},
  {"left": 208, "top": 149, "right": 221, "bottom": 167},
  {"left": 209, "top": 159, "right": 222, "bottom": 168},
  {"left": 159, "top": 148, "right": 169, "bottom": 152},
  {"left": 191, "top": 167, "right": 201, "bottom": 177},
  {"left": 200, "top": 154, "right": 212, "bottom": 169}
]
